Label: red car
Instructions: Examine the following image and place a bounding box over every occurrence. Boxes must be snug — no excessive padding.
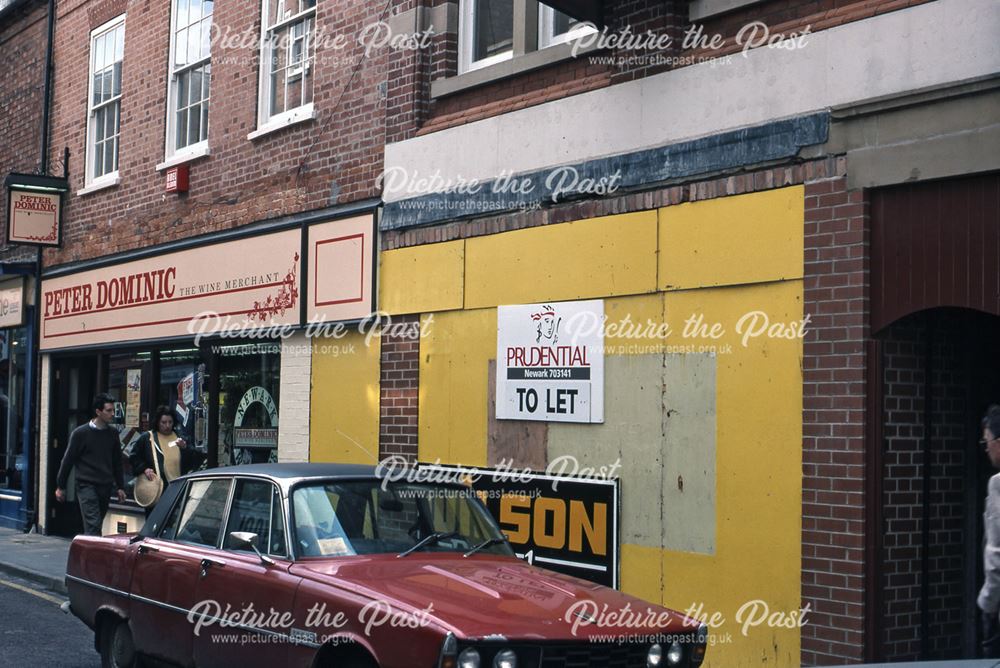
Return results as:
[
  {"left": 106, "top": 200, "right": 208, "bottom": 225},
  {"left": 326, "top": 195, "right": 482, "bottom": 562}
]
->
[{"left": 65, "top": 463, "right": 708, "bottom": 668}]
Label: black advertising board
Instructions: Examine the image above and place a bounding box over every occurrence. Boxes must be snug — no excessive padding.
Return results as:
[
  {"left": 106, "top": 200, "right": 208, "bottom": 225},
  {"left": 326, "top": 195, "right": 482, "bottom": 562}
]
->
[{"left": 419, "top": 464, "right": 620, "bottom": 588}]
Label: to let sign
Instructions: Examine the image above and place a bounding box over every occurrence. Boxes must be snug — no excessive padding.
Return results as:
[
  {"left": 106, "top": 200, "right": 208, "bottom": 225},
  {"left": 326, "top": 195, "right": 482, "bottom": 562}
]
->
[{"left": 496, "top": 300, "right": 604, "bottom": 423}]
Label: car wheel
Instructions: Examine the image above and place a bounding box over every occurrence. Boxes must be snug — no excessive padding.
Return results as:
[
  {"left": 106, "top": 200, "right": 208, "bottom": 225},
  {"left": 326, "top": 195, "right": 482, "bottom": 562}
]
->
[{"left": 100, "top": 618, "right": 140, "bottom": 668}]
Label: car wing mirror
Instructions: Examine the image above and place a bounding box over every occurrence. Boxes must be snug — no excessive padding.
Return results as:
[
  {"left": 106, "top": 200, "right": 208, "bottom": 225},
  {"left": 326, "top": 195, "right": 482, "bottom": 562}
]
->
[{"left": 229, "top": 531, "right": 276, "bottom": 566}]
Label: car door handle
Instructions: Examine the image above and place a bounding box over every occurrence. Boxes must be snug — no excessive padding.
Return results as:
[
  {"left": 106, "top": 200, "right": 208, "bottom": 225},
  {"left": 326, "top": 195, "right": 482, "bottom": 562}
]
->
[
  {"left": 137, "top": 544, "right": 160, "bottom": 554},
  {"left": 200, "top": 557, "right": 225, "bottom": 577}
]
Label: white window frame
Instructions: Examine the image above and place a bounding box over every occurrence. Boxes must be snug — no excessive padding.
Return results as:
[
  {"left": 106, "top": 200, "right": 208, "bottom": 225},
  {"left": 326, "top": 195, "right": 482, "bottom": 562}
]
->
[
  {"left": 164, "top": 0, "right": 213, "bottom": 164},
  {"left": 83, "top": 15, "right": 125, "bottom": 193},
  {"left": 538, "top": 5, "right": 597, "bottom": 50},
  {"left": 253, "top": 0, "right": 317, "bottom": 138},
  {"left": 459, "top": 0, "right": 514, "bottom": 74}
]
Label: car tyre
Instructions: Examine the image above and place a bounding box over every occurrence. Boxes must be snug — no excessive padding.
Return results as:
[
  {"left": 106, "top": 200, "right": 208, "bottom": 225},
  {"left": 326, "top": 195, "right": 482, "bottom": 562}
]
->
[{"left": 100, "top": 618, "right": 141, "bottom": 668}]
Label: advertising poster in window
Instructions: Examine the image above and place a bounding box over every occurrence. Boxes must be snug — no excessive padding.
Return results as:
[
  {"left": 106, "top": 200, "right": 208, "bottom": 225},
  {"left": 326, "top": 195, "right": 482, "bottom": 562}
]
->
[
  {"left": 496, "top": 300, "right": 604, "bottom": 423},
  {"left": 125, "top": 369, "right": 141, "bottom": 428}
]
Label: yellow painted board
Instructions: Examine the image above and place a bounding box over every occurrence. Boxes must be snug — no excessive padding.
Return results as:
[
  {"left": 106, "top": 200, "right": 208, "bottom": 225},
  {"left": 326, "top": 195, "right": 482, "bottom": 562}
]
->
[
  {"left": 309, "top": 331, "right": 381, "bottom": 465},
  {"left": 418, "top": 309, "right": 496, "bottom": 466},
  {"left": 464, "top": 211, "right": 658, "bottom": 309},
  {"left": 660, "top": 281, "right": 804, "bottom": 667},
  {"left": 379, "top": 240, "right": 465, "bottom": 315},
  {"left": 659, "top": 186, "right": 804, "bottom": 291}
]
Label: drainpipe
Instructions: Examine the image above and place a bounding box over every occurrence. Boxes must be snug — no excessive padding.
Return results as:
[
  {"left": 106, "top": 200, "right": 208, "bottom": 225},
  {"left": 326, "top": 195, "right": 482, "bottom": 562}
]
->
[{"left": 21, "top": 0, "right": 56, "bottom": 532}]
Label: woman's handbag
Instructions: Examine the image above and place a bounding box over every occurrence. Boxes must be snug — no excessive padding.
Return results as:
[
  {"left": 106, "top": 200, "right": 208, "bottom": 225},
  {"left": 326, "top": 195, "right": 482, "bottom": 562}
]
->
[{"left": 134, "top": 432, "right": 164, "bottom": 508}]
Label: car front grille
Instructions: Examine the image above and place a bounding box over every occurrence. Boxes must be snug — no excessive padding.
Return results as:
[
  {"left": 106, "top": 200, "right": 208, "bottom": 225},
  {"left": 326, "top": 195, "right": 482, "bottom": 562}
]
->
[{"left": 539, "top": 643, "right": 650, "bottom": 668}]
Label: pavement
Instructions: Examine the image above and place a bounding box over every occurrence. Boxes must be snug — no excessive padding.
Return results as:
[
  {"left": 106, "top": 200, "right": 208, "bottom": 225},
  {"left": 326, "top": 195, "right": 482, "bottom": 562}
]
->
[{"left": 0, "top": 526, "right": 70, "bottom": 595}]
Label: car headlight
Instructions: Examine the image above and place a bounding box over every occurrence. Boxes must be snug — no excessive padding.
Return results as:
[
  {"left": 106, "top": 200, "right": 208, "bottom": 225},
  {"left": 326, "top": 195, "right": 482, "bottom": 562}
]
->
[
  {"left": 458, "top": 648, "right": 481, "bottom": 668},
  {"left": 494, "top": 649, "right": 517, "bottom": 668},
  {"left": 667, "top": 641, "right": 684, "bottom": 665},
  {"left": 647, "top": 643, "right": 662, "bottom": 667}
]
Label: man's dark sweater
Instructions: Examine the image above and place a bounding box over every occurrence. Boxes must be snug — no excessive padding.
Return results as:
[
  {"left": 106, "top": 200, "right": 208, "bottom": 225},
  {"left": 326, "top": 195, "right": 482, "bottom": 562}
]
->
[{"left": 56, "top": 422, "right": 125, "bottom": 490}]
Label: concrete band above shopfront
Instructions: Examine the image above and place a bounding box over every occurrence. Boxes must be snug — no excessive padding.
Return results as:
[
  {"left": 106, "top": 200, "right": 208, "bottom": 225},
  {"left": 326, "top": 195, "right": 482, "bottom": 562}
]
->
[{"left": 39, "top": 213, "right": 377, "bottom": 351}]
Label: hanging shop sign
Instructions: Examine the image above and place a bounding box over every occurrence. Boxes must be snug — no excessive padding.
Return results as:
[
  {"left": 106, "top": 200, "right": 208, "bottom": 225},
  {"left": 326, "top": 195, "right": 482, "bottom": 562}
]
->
[
  {"left": 306, "top": 214, "right": 377, "bottom": 323},
  {"left": 0, "top": 276, "right": 26, "bottom": 329},
  {"left": 5, "top": 174, "right": 68, "bottom": 247},
  {"left": 420, "top": 463, "right": 620, "bottom": 588},
  {"left": 496, "top": 299, "right": 605, "bottom": 423},
  {"left": 40, "top": 228, "right": 301, "bottom": 350}
]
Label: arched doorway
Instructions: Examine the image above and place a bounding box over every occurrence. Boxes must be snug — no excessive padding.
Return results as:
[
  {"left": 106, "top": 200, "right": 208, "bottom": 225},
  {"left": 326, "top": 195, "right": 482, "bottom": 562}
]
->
[
  {"left": 868, "top": 172, "right": 1000, "bottom": 660},
  {"left": 873, "top": 307, "right": 1000, "bottom": 660}
]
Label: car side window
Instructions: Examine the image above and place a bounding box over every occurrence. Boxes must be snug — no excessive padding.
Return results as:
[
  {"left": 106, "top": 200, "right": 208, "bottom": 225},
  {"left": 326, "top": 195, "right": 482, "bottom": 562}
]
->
[
  {"left": 223, "top": 479, "right": 287, "bottom": 557},
  {"left": 158, "top": 483, "right": 187, "bottom": 540},
  {"left": 174, "top": 479, "right": 232, "bottom": 547}
]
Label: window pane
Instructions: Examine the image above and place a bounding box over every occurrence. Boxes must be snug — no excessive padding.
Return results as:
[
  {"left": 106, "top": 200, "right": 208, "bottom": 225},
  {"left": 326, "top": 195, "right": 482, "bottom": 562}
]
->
[
  {"left": 104, "top": 140, "right": 115, "bottom": 177},
  {"left": 189, "top": 102, "right": 201, "bottom": 145},
  {"left": 188, "top": 24, "right": 201, "bottom": 63},
  {"left": 177, "top": 0, "right": 189, "bottom": 28},
  {"left": 473, "top": 0, "right": 512, "bottom": 61},
  {"left": 189, "top": 0, "right": 201, "bottom": 23},
  {"left": 112, "top": 62, "right": 122, "bottom": 97},
  {"left": 202, "top": 62, "right": 211, "bottom": 100},
  {"left": 224, "top": 480, "right": 276, "bottom": 553},
  {"left": 95, "top": 107, "right": 106, "bottom": 142},
  {"left": 177, "top": 70, "right": 189, "bottom": 108},
  {"left": 175, "top": 27, "right": 188, "bottom": 66},
  {"left": 203, "top": 0, "right": 213, "bottom": 20},
  {"left": 201, "top": 20, "right": 212, "bottom": 59},
  {"left": 93, "top": 140, "right": 104, "bottom": 178},
  {"left": 106, "top": 102, "right": 117, "bottom": 141},
  {"left": 114, "top": 25, "right": 124, "bottom": 61},
  {"left": 200, "top": 105, "right": 208, "bottom": 142},
  {"left": 175, "top": 108, "right": 188, "bottom": 150},
  {"left": 92, "top": 71, "right": 104, "bottom": 106},
  {"left": 102, "top": 68, "right": 113, "bottom": 100},
  {"left": 175, "top": 478, "right": 231, "bottom": 547},
  {"left": 159, "top": 484, "right": 187, "bottom": 540},
  {"left": 189, "top": 68, "right": 202, "bottom": 104}
]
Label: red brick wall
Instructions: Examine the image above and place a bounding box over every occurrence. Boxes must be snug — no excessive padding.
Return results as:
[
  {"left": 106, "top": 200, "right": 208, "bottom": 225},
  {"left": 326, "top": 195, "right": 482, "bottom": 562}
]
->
[
  {"left": 878, "top": 313, "right": 968, "bottom": 661},
  {"left": 379, "top": 314, "right": 420, "bottom": 461},
  {"left": 45, "top": 0, "right": 388, "bottom": 267},
  {"left": 801, "top": 172, "right": 868, "bottom": 665},
  {"left": 0, "top": 0, "right": 50, "bottom": 262}
]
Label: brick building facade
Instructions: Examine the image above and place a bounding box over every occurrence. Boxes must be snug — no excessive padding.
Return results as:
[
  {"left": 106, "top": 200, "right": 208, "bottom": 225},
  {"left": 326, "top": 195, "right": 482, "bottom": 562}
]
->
[{"left": 3, "top": 0, "right": 999, "bottom": 665}]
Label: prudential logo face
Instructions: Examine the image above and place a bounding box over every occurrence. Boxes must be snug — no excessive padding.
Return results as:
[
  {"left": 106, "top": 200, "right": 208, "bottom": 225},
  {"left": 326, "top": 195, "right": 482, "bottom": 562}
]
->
[{"left": 532, "top": 305, "right": 561, "bottom": 345}]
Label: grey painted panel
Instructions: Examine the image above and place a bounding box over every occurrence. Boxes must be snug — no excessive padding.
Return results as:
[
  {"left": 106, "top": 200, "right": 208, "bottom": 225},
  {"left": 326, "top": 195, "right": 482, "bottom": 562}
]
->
[
  {"left": 546, "top": 353, "right": 717, "bottom": 553},
  {"left": 382, "top": 113, "right": 828, "bottom": 230},
  {"left": 662, "top": 353, "right": 716, "bottom": 555}
]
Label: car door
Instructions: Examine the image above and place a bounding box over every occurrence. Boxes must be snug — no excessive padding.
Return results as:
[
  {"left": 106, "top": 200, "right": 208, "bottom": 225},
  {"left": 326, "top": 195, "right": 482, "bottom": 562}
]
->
[
  {"left": 130, "top": 477, "right": 233, "bottom": 666},
  {"left": 193, "top": 477, "right": 303, "bottom": 668}
]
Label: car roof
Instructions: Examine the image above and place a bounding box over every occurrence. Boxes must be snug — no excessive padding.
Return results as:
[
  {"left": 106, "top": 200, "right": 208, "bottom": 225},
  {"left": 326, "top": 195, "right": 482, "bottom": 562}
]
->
[{"left": 183, "top": 462, "right": 379, "bottom": 485}]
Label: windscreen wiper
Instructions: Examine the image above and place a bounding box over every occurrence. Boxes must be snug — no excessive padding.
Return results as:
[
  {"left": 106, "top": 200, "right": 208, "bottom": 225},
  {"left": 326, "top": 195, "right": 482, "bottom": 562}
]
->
[
  {"left": 397, "top": 531, "right": 460, "bottom": 558},
  {"left": 463, "top": 537, "right": 508, "bottom": 557}
]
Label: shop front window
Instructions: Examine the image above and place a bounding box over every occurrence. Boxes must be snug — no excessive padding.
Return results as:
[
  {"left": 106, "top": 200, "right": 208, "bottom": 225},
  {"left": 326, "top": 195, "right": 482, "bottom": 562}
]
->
[
  {"left": 107, "top": 351, "right": 153, "bottom": 501},
  {"left": 0, "top": 328, "right": 26, "bottom": 491},
  {"left": 216, "top": 343, "right": 281, "bottom": 467},
  {"left": 158, "top": 347, "right": 208, "bottom": 454}
]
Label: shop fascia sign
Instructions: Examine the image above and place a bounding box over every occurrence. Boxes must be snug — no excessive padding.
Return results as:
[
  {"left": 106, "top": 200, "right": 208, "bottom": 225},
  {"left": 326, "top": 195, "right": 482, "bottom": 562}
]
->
[
  {"left": 39, "top": 212, "right": 378, "bottom": 351},
  {"left": 496, "top": 299, "right": 605, "bottom": 423},
  {"left": 0, "top": 276, "right": 26, "bottom": 329},
  {"left": 5, "top": 173, "right": 68, "bottom": 247}
]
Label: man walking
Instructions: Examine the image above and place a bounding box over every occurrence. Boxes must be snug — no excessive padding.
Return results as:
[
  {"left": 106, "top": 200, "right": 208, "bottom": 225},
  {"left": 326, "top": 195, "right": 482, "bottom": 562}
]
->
[
  {"left": 979, "top": 405, "right": 1000, "bottom": 658},
  {"left": 55, "top": 393, "right": 126, "bottom": 536}
]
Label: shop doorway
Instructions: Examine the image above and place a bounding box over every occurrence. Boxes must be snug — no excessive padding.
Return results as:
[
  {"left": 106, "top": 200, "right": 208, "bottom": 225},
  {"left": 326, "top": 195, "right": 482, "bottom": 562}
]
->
[
  {"left": 47, "top": 355, "right": 99, "bottom": 537},
  {"left": 869, "top": 172, "right": 1000, "bottom": 660},
  {"left": 874, "top": 308, "right": 1000, "bottom": 660}
]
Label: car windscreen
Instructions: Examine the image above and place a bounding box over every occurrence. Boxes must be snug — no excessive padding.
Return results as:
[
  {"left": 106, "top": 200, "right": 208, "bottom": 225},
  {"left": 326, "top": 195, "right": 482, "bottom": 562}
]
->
[{"left": 291, "top": 481, "right": 513, "bottom": 558}]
